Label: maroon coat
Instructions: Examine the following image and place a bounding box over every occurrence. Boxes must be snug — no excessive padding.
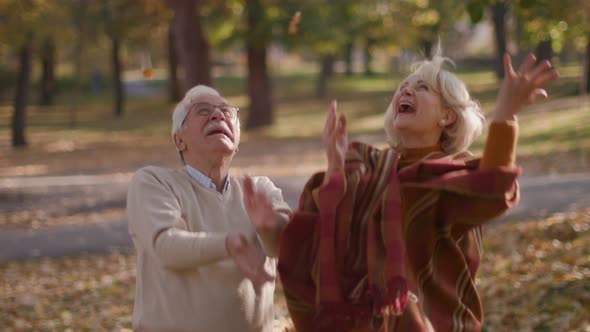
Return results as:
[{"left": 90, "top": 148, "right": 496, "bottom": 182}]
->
[{"left": 278, "top": 142, "right": 520, "bottom": 332}]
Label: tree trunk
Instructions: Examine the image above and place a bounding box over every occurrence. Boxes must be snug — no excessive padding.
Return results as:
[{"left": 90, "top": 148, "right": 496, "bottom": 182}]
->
[
  {"left": 344, "top": 42, "right": 353, "bottom": 76},
  {"left": 421, "top": 39, "right": 434, "bottom": 58},
  {"left": 582, "top": 38, "right": 590, "bottom": 95},
  {"left": 535, "top": 40, "right": 553, "bottom": 63},
  {"left": 112, "top": 36, "right": 124, "bottom": 117},
  {"left": 491, "top": 1, "right": 508, "bottom": 79},
  {"left": 12, "top": 33, "right": 33, "bottom": 147},
  {"left": 73, "top": 1, "right": 87, "bottom": 83},
  {"left": 316, "top": 54, "right": 335, "bottom": 98},
  {"left": 364, "top": 37, "right": 375, "bottom": 76},
  {"left": 168, "top": 16, "right": 181, "bottom": 102},
  {"left": 169, "top": 0, "right": 211, "bottom": 93},
  {"left": 39, "top": 36, "right": 56, "bottom": 106},
  {"left": 245, "top": 0, "right": 272, "bottom": 129}
]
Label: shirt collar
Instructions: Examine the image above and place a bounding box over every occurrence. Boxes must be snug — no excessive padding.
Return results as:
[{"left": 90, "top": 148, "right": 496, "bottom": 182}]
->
[{"left": 184, "top": 165, "right": 229, "bottom": 193}]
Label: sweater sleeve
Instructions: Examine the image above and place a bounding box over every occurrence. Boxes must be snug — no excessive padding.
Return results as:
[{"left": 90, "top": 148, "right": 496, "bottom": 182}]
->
[
  {"left": 253, "top": 176, "right": 291, "bottom": 257},
  {"left": 127, "top": 168, "right": 229, "bottom": 270},
  {"left": 480, "top": 120, "right": 519, "bottom": 169}
]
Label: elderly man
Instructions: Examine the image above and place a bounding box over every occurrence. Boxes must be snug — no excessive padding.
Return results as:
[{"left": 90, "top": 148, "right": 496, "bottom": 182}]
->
[{"left": 126, "top": 85, "right": 291, "bottom": 332}]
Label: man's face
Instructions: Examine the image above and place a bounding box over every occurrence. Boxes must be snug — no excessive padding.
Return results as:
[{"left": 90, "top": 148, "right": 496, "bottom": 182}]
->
[{"left": 175, "top": 94, "right": 241, "bottom": 158}]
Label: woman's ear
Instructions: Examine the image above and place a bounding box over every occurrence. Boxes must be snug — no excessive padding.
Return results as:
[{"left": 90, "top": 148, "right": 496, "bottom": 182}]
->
[{"left": 442, "top": 108, "right": 457, "bottom": 127}]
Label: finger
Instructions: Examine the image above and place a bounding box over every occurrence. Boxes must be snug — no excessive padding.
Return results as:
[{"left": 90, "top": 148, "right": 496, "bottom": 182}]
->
[
  {"left": 503, "top": 53, "right": 516, "bottom": 78},
  {"left": 259, "top": 266, "right": 275, "bottom": 283},
  {"left": 529, "top": 60, "right": 552, "bottom": 81},
  {"left": 519, "top": 53, "right": 536, "bottom": 75},
  {"left": 324, "top": 100, "right": 337, "bottom": 135},
  {"left": 232, "top": 234, "right": 247, "bottom": 250},
  {"left": 255, "top": 191, "right": 272, "bottom": 210},
  {"left": 335, "top": 113, "right": 347, "bottom": 136},
  {"left": 529, "top": 88, "right": 548, "bottom": 103},
  {"left": 243, "top": 175, "right": 255, "bottom": 208},
  {"left": 534, "top": 68, "right": 560, "bottom": 87},
  {"left": 244, "top": 175, "right": 254, "bottom": 196}
]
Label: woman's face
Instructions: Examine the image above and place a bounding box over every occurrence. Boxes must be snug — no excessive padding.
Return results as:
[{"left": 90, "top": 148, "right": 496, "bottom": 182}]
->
[{"left": 388, "top": 74, "right": 449, "bottom": 144}]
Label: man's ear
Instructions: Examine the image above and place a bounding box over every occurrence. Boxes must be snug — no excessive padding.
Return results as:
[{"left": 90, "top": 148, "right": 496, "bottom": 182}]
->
[{"left": 173, "top": 133, "right": 186, "bottom": 152}]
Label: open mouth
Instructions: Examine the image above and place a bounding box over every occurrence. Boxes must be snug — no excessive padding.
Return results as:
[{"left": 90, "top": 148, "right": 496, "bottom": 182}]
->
[
  {"left": 397, "top": 102, "right": 415, "bottom": 114},
  {"left": 205, "top": 124, "right": 233, "bottom": 141}
]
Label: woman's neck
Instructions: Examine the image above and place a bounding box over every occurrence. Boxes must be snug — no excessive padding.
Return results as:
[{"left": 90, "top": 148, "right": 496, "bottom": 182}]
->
[{"left": 398, "top": 143, "right": 443, "bottom": 168}]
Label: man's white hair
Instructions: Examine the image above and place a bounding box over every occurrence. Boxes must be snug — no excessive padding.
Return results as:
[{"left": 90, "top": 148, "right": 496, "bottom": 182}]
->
[
  {"left": 384, "top": 51, "right": 485, "bottom": 154},
  {"left": 171, "top": 85, "right": 220, "bottom": 138}
]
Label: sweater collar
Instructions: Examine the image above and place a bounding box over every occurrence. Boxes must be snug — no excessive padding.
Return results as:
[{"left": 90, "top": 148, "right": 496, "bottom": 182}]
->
[{"left": 184, "top": 165, "right": 229, "bottom": 193}]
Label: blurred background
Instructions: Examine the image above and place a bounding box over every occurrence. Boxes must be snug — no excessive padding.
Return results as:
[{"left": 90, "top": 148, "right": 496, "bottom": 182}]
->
[{"left": 0, "top": 0, "right": 589, "bottom": 331}]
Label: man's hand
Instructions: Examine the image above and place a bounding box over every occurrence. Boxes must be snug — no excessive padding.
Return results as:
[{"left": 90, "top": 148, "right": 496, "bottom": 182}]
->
[
  {"left": 493, "top": 53, "right": 560, "bottom": 122},
  {"left": 321, "top": 100, "right": 348, "bottom": 180},
  {"left": 226, "top": 233, "right": 274, "bottom": 288}
]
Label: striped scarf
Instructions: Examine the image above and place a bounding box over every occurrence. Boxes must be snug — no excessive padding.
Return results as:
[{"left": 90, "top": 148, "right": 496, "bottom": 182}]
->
[{"left": 278, "top": 142, "right": 520, "bottom": 332}]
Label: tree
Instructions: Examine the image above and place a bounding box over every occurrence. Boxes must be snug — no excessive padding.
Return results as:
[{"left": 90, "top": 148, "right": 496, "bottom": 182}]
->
[
  {"left": 490, "top": 1, "right": 508, "bottom": 78},
  {"left": 395, "top": 0, "right": 466, "bottom": 58},
  {"left": 168, "top": 0, "right": 212, "bottom": 94},
  {"left": 565, "top": 0, "right": 590, "bottom": 94},
  {"left": 0, "top": 0, "right": 55, "bottom": 147},
  {"left": 467, "top": 0, "right": 511, "bottom": 79},
  {"left": 511, "top": 0, "right": 589, "bottom": 93},
  {"left": 98, "top": 0, "right": 169, "bottom": 117},
  {"left": 245, "top": 0, "right": 273, "bottom": 128},
  {"left": 12, "top": 33, "right": 33, "bottom": 147},
  {"left": 167, "top": 16, "right": 181, "bottom": 102},
  {"left": 284, "top": 1, "right": 360, "bottom": 97},
  {"left": 583, "top": 38, "right": 590, "bottom": 94},
  {"left": 38, "top": 36, "right": 56, "bottom": 105}
]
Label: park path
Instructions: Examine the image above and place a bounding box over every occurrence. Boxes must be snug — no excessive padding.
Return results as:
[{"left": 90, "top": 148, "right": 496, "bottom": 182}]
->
[{"left": 1, "top": 172, "right": 589, "bottom": 261}]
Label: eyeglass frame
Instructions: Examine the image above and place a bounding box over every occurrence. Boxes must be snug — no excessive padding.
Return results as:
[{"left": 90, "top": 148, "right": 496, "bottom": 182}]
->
[{"left": 182, "top": 102, "right": 240, "bottom": 125}]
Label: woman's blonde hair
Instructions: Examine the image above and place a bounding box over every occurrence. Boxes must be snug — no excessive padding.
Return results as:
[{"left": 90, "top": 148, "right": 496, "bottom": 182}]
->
[{"left": 384, "top": 50, "right": 485, "bottom": 154}]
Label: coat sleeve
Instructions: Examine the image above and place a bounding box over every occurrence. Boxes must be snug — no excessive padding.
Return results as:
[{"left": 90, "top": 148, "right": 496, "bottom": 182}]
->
[
  {"left": 127, "top": 168, "right": 228, "bottom": 270},
  {"left": 480, "top": 120, "right": 518, "bottom": 169},
  {"left": 400, "top": 165, "right": 520, "bottom": 232}
]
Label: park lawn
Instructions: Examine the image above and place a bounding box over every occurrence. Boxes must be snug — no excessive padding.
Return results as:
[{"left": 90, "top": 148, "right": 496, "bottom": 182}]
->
[
  {"left": 1, "top": 208, "right": 588, "bottom": 331},
  {"left": 0, "top": 70, "right": 587, "bottom": 231},
  {"left": 0, "top": 68, "right": 587, "bottom": 178}
]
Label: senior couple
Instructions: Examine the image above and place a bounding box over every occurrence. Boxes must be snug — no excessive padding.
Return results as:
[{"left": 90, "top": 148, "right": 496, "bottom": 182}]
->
[{"left": 127, "top": 52, "right": 558, "bottom": 332}]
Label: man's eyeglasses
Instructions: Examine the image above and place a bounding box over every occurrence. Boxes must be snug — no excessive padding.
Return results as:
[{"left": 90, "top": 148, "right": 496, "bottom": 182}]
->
[{"left": 186, "top": 102, "right": 240, "bottom": 121}]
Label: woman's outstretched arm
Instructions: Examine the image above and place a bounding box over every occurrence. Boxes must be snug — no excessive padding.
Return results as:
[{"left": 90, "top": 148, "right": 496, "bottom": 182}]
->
[{"left": 481, "top": 53, "right": 559, "bottom": 169}]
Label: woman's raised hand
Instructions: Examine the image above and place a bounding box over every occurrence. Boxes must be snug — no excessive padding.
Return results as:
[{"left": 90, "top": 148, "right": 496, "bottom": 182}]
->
[
  {"left": 243, "top": 176, "right": 276, "bottom": 234},
  {"left": 321, "top": 100, "right": 348, "bottom": 175},
  {"left": 493, "top": 53, "right": 560, "bottom": 121}
]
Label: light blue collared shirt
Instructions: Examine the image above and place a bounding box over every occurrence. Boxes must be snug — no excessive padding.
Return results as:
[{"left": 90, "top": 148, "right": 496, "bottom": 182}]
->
[{"left": 185, "top": 165, "right": 229, "bottom": 193}]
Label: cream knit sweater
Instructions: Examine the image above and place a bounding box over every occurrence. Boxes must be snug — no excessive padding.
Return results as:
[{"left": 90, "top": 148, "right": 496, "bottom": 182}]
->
[{"left": 127, "top": 166, "right": 291, "bottom": 332}]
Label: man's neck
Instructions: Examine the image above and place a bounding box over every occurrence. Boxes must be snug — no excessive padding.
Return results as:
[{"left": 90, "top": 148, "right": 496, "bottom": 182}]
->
[{"left": 185, "top": 154, "right": 233, "bottom": 193}]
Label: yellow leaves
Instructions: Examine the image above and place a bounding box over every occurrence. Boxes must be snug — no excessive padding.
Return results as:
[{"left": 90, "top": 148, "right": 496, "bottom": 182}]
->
[
  {"left": 1, "top": 209, "right": 589, "bottom": 330},
  {"left": 478, "top": 208, "right": 590, "bottom": 331},
  {"left": 0, "top": 253, "right": 136, "bottom": 330},
  {"left": 288, "top": 11, "right": 301, "bottom": 35},
  {"left": 61, "top": 310, "right": 73, "bottom": 325},
  {"left": 411, "top": 9, "right": 440, "bottom": 27}
]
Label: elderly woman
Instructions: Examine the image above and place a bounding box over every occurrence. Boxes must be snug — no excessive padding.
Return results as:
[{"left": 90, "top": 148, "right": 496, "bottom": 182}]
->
[{"left": 246, "top": 51, "right": 558, "bottom": 332}]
